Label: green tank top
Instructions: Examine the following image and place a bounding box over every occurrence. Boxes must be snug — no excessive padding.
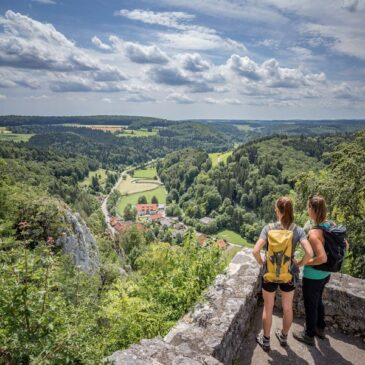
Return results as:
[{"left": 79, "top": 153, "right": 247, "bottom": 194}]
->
[{"left": 303, "top": 222, "right": 331, "bottom": 280}]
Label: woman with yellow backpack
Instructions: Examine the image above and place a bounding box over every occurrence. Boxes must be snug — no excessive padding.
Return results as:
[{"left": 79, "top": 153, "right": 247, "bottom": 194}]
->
[{"left": 253, "top": 196, "right": 313, "bottom": 351}]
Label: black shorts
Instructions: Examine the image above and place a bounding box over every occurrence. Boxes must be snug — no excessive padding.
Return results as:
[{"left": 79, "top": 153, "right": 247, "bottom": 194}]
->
[{"left": 261, "top": 278, "right": 295, "bottom": 293}]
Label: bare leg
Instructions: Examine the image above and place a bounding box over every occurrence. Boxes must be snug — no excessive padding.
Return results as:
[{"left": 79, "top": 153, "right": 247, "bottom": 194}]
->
[
  {"left": 262, "top": 289, "right": 276, "bottom": 337},
  {"left": 281, "top": 290, "right": 295, "bottom": 335}
]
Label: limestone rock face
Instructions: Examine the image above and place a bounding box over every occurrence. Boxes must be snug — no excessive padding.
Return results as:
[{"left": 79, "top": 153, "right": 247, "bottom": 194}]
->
[{"left": 56, "top": 208, "right": 100, "bottom": 273}]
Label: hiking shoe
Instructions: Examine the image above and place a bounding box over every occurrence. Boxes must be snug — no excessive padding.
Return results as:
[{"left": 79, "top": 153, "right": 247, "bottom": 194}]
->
[
  {"left": 275, "top": 328, "right": 288, "bottom": 347},
  {"left": 315, "top": 327, "right": 326, "bottom": 340},
  {"left": 293, "top": 330, "right": 315, "bottom": 346},
  {"left": 256, "top": 330, "right": 271, "bottom": 352}
]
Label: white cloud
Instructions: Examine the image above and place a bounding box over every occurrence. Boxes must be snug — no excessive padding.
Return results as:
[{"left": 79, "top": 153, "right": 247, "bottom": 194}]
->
[
  {"left": 109, "top": 36, "right": 169, "bottom": 64},
  {"left": 91, "top": 36, "right": 111, "bottom": 50},
  {"left": 144, "top": 1, "right": 288, "bottom": 24},
  {"left": 0, "top": 69, "right": 41, "bottom": 89},
  {"left": 177, "top": 53, "right": 210, "bottom": 72},
  {"left": 25, "top": 94, "right": 49, "bottom": 100},
  {"left": 223, "top": 54, "right": 326, "bottom": 89},
  {"left": 31, "top": 0, "right": 56, "bottom": 4},
  {"left": 116, "top": 8, "right": 246, "bottom": 52},
  {"left": 341, "top": 0, "right": 360, "bottom": 12},
  {"left": 204, "top": 97, "right": 220, "bottom": 104},
  {"left": 0, "top": 11, "right": 101, "bottom": 71},
  {"left": 115, "top": 9, "right": 194, "bottom": 29},
  {"left": 122, "top": 94, "right": 156, "bottom": 103},
  {"left": 166, "top": 92, "right": 194, "bottom": 104},
  {"left": 203, "top": 96, "right": 241, "bottom": 105},
  {"left": 102, "top": 97, "right": 112, "bottom": 103},
  {"left": 50, "top": 74, "right": 127, "bottom": 93},
  {"left": 0, "top": 93, "right": 7, "bottom": 100}
]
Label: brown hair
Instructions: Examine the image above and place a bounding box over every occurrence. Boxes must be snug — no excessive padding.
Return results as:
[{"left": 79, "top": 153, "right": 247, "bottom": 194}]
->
[
  {"left": 275, "top": 196, "right": 294, "bottom": 229},
  {"left": 307, "top": 195, "right": 327, "bottom": 224}
]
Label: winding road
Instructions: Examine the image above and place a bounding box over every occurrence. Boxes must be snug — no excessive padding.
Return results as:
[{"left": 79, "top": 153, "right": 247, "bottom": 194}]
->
[{"left": 101, "top": 159, "right": 159, "bottom": 237}]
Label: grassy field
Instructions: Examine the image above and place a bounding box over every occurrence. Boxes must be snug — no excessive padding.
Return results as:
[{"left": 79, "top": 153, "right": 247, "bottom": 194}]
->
[
  {"left": 117, "top": 174, "right": 161, "bottom": 195},
  {"left": 117, "top": 128, "right": 158, "bottom": 137},
  {"left": 209, "top": 151, "right": 232, "bottom": 167},
  {"left": 133, "top": 166, "right": 157, "bottom": 179},
  {"left": 80, "top": 168, "right": 108, "bottom": 188},
  {"left": 0, "top": 128, "right": 34, "bottom": 142},
  {"left": 234, "top": 124, "right": 254, "bottom": 131},
  {"left": 61, "top": 124, "right": 158, "bottom": 137},
  {"left": 116, "top": 185, "right": 167, "bottom": 214},
  {"left": 62, "top": 124, "right": 123, "bottom": 133},
  {"left": 216, "top": 229, "right": 253, "bottom": 247}
]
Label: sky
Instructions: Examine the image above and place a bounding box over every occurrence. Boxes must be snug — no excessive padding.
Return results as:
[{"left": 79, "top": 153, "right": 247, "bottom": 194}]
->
[{"left": 0, "top": 0, "right": 364, "bottom": 120}]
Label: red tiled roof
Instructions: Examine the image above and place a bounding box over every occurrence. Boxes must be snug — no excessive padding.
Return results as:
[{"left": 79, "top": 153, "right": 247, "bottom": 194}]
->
[
  {"left": 136, "top": 204, "right": 158, "bottom": 212},
  {"left": 215, "top": 239, "right": 227, "bottom": 250},
  {"left": 197, "top": 234, "right": 208, "bottom": 246},
  {"left": 114, "top": 221, "right": 146, "bottom": 233},
  {"left": 150, "top": 212, "right": 163, "bottom": 221},
  {"left": 110, "top": 217, "right": 118, "bottom": 226}
]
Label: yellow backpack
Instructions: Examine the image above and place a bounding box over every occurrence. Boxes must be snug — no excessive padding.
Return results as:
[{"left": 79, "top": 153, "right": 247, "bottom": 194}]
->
[{"left": 263, "top": 223, "right": 295, "bottom": 283}]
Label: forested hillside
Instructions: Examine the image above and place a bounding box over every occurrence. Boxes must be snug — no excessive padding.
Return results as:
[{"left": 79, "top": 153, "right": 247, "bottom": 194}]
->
[
  {"left": 10, "top": 122, "right": 232, "bottom": 169},
  {"left": 158, "top": 132, "right": 365, "bottom": 279},
  {"left": 0, "top": 130, "right": 227, "bottom": 363},
  {"left": 295, "top": 130, "right": 365, "bottom": 278}
]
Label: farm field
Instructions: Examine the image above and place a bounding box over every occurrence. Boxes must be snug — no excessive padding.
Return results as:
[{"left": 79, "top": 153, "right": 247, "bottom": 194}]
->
[
  {"left": 116, "top": 174, "right": 161, "bottom": 195},
  {"left": 133, "top": 166, "right": 157, "bottom": 179},
  {"left": 116, "top": 185, "right": 167, "bottom": 214},
  {"left": 80, "top": 168, "right": 108, "bottom": 188},
  {"left": 209, "top": 150, "right": 232, "bottom": 167},
  {"left": 0, "top": 127, "right": 34, "bottom": 142},
  {"left": 117, "top": 128, "right": 158, "bottom": 137},
  {"left": 216, "top": 229, "right": 253, "bottom": 247},
  {"left": 62, "top": 124, "right": 124, "bottom": 133},
  {"left": 234, "top": 124, "right": 254, "bottom": 131}
]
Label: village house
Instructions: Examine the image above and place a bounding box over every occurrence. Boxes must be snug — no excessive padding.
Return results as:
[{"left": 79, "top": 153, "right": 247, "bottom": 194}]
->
[
  {"left": 114, "top": 220, "right": 145, "bottom": 234},
  {"left": 109, "top": 216, "right": 119, "bottom": 227},
  {"left": 196, "top": 233, "right": 208, "bottom": 247},
  {"left": 135, "top": 203, "right": 158, "bottom": 216},
  {"left": 214, "top": 238, "right": 227, "bottom": 250},
  {"left": 149, "top": 212, "right": 164, "bottom": 223}
]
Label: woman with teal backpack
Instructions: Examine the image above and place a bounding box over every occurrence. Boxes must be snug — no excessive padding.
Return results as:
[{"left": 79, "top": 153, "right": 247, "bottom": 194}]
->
[{"left": 293, "top": 195, "right": 340, "bottom": 345}]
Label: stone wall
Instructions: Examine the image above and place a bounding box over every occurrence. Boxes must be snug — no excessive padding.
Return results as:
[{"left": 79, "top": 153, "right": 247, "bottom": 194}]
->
[
  {"left": 289, "top": 273, "right": 365, "bottom": 336},
  {"left": 106, "top": 250, "right": 365, "bottom": 364},
  {"left": 105, "top": 249, "right": 261, "bottom": 365}
]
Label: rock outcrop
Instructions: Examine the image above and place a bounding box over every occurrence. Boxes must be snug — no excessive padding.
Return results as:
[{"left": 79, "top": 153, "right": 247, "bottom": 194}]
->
[{"left": 56, "top": 208, "right": 100, "bottom": 273}]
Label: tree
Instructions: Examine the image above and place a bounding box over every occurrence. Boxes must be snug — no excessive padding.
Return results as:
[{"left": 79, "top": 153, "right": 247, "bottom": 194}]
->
[
  {"left": 91, "top": 175, "right": 101, "bottom": 192},
  {"left": 151, "top": 195, "right": 158, "bottom": 204},
  {"left": 118, "top": 225, "right": 147, "bottom": 270},
  {"left": 138, "top": 195, "right": 147, "bottom": 204},
  {"left": 124, "top": 203, "right": 137, "bottom": 221}
]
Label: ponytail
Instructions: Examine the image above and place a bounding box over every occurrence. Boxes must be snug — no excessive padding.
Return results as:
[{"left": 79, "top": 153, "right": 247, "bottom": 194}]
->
[
  {"left": 276, "top": 196, "right": 294, "bottom": 229},
  {"left": 307, "top": 195, "right": 327, "bottom": 224}
]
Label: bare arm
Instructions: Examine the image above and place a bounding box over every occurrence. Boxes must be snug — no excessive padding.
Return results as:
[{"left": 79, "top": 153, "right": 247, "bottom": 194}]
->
[
  {"left": 305, "top": 229, "right": 327, "bottom": 266},
  {"left": 295, "top": 239, "right": 313, "bottom": 267},
  {"left": 253, "top": 238, "right": 266, "bottom": 265}
]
